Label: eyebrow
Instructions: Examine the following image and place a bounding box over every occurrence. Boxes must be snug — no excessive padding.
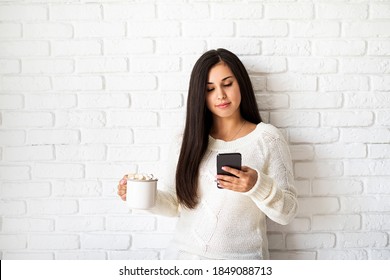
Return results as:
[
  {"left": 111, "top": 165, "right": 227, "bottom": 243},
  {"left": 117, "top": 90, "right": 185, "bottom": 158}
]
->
[{"left": 207, "top": 76, "right": 233, "bottom": 84}]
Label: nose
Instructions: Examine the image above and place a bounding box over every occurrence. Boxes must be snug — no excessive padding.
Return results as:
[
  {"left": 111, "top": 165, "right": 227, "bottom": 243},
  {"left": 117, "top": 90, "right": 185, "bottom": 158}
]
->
[{"left": 216, "top": 87, "right": 226, "bottom": 100}]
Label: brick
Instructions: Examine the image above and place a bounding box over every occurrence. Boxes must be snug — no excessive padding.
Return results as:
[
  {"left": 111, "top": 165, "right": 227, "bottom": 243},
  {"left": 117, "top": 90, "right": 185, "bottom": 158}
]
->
[
  {"left": 263, "top": 39, "right": 311, "bottom": 56},
  {"left": 50, "top": 4, "right": 101, "bottom": 20},
  {"left": 86, "top": 162, "right": 137, "bottom": 180},
  {"left": 345, "top": 92, "right": 390, "bottom": 109},
  {"left": 267, "top": 217, "right": 310, "bottom": 232},
  {"left": 267, "top": 233, "right": 285, "bottom": 250},
  {"left": 157, "top": 39, "right": 206, "bottom": 54},
  {"left": 237, "top": 21, "right": 287, "bottom": 37},
  {"left": 0, "top": 165, "right": 30, "bottom": 180},
  {"left": 28, "top": 129, "right": 80, "bottom": 145},
  {"left": 312, "top": 215, "right": 361, "bottom": 231},
  {"left": 3, "top": 145, "right": 54, "bottom": 161},
  {"left": 372, "top": 76, "right": 390, "bottom": 91},
  {"left": 314, "top": 40, "right": 366, "bottom": 56},
  {"left": 0, "top": 95, "right": 23, "bottom": 109},
  {"left": 270, "top": 251, "right": 316, "bottom": 260},
  {"left": 344, "top": 22, "right": 390, "bottom": 37},
  {"left": 2, "top": 112, "right": 53, "bottom": 128},
  {"left": 318, "top": 250, "right": 368, "bottom": 260},
  {"left": 132, "top": 233, "right": 172, "bottom": 249},
  {"left": 317, "top": 3, "right": 368, "bottom": 19},
  {"left": 52, "top": 40, "right": 102, "bottom": 56},
  {"left": 290, "top": 21, "right": 340, "bottom": 37},
  {"left": 322, "top": 111, "right": 373, "bottom": 127},
  {"left": 108, "top": 111, "right": 158, "bottom": 127},
  {"left": 0, "top": 41, "right": 49, "bottom": 57},
  {"left": 256, "top": 94, "right": 289, "bottom": 110},
  {"left": 57, "top": 216, "right": 105, "bottom": 232},
  {"left": 368, "top": 144, "right": 390, "bottom": 159},
  {"left": 105, "top": 75, "right": 156, "bottom": 90},
  {"left": 129, "top": 21, "right": 180, "bottom": 37},
  {"left": 340, "top": 128, "right": 390, "bottom": 143},
  {"left": 265, "top": 3, "right": 314, "bottom": 19},
  {"left": 345, "top": 160, "right": 390, "bottom": 176},
  {"left": 106, "top": 216, "right": 156, "bottom": 231},
  {"left": 24, "top": 23, "right": 73, "bottom": 38},
  {"left": 370, "top": 3, "right": 390, "bottom": 19},
  {"left": 81, "top": 128, "right": 133, "bottom": 144},
  {"left": 368, "top": 40, "right": 390, "bottom": 55},
  {"left": 79, "top": 199, "right": 129, "bottom": 215},
  {"left": 340, "top": 196, "right": 390, "bottom": 212},
  {"left": 110, "top": 251, "right": 159, "bottom": 260},
  {"left": 22, "top": 59, "right": 74, "bottom": 74},
  {"left": 289, "top": 145, "right": 314, "bottom": 161},
  {"left": 213, "top": 3, "right": 262, "bottom": 19},
  {"left": 0, "top": 23, "right": 22, "bottom": 38},
  {"left": 3, "top": 252, "right": 54, "bottom": 260},
  {"left": 78, "top": 93, "right": 129, "bottom": 109},
  {"left": 363, "top": 214, "right": 390, "bottom": 230},
  {"left": 160, "top": 112, "right": 186, "bottom": 128},
  {"left": 286, "top": 233, "right": 336, "bottom": 249},
  {"left": 81, "top": 234, "right": 130, "bottom": 250},
  {"left": 158, "top": 74, "right": 189, "bottom": 91},
  {"left": 104, "top": 3, "right": 154, "bottom": 20},
  {"left": 131, "top": 56, "right": 180, "bottom": 73},
  {"left": 370, "top": 250, "right": 390, "bottom": 260},
  {"left": 208, "top": 38, "right": 260, "bottom": 55},
  {"left": 295, "top": 180, "right": 311, "bottom": 197},
  {"left": 56, "top": 145, "right": 106, "bottom": 161},
  {"left": 295, "top": 161, "right": 343, "bottom": 178},
  {"left": 0, "top": 5, "right": 47, "bottom": 20},
  {"left": 131, "top": 93, "right": 183, "bottom": 110},
  {"left": 52, "top": 180, "right": 102, "bottom": 197},
  {"left": 158, "top": 3, "right": 208, "bottom": 19},
  {"left": 32, "top": 163, "right": 84, "bottom": 179},
  {"left": 74, "top": 22, "right": 125, "bottom": 38},
  {"left": 267, "top": 75, "right": 317, "bottom": 92},
  {"left": 338, "top": 232, "right": 387, "bottom": 248},
  {"left": 288, "top": 58, "right": 338, "bottom": 74},
  {"left": 104, "top": 39, "right": 153, "bottom": 55},
  {"left": 2, "top": 217, "right": 54, "bottom": 232},
  {"left": 108, "top": 146, "right": 159, "bottom": 162},
  {"left": 340, "top": 58, "right": 390, "bottom": 74},
  {"left": 0, "top": 131, "right": 26, "bottom": 146},
  {"left": 270, "top": 111, "right": 319, "bottom": 127},
  {"left": 56, "top": 111, "right": 106, "bottom": 127},
  {"left": 0, "top": 235, "right": 27, "bottom": 250},
  {"left": 290, "top": 93, "right": 341, "bottom": 109},
  {"left": 297, "top": 197, "right": 340, "bottom": 215},
  {"left": 377, "top": 110, "right": 390, "bottom": 126},
  {"left": 0, "top": 76, "right": 51, "bottom": 91},
  {"left": 25, "top": 94, "right": 76, "bottom": 109},
  {"left": 53, "top": 76, "right": 103, "bottom": 91},
  {"left": 1, "top": 182, "right": 51, "bottom": 198},
  {"left": 312, "top": 179, "right": 363, "bottom": 195},
  {"left": 319, "top": 75, "right": 369, "bottom": 91},
  {"left": 0, "top": 200, "right": 26, "bottom": 216},
  {"left": 134, "top": 129, "right": 179, "bottom": 144},
  {"left": 241, "top": 56, "right": 286, "bottom": 74},
  {"left": 29, "top": 234, "right": 79, "bottom": 250},
  {"left": 289, "top": 128, "right": 339, "bottom": 144},
  {"left": 76, "top": 57, "right": 127, "bottom": 73},
  {"left": 28, "top": 199, "right": 78, "bottom": 215},
  {"left": 56, "top": 252, "right": 106, "bottom": 260},
  {"left": 0, "top": 59, "right": 20, "bottom": 74},
  {"left": 183, "top": 20, "right": 234, "bottom": 37}
]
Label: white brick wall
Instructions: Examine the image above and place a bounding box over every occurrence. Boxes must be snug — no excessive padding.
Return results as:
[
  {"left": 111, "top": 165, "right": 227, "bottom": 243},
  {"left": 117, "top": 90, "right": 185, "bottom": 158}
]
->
[{"left": 0, "top": 0, "right": 389, "bottom": 260}]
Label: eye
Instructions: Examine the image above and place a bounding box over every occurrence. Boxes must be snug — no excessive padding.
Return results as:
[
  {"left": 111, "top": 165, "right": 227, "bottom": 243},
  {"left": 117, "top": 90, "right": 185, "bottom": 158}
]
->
[
  {"left": 207, "top": 88, "right": 214, "bottom": 92},
  {"left": 224, "top": 82, "right": 233, "bottom": 87}
]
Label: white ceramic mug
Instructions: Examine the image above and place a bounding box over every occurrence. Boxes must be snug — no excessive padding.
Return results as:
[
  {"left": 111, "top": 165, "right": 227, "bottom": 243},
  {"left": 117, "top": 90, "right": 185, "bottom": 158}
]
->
[{"left": 126, "top": 179, "right": 157, "bottom": 209}]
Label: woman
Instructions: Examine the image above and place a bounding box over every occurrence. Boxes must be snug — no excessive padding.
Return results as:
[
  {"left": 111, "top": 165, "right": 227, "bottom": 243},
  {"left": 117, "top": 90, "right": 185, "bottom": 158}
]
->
[{"left": 118, "top": 48, "right": 298, "bottom": 259}]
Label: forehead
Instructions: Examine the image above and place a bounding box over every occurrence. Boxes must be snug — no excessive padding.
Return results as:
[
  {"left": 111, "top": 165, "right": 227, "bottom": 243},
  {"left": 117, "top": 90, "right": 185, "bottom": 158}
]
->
[{"left": 207, "top": 62, "right": 234, "bottom": 81}]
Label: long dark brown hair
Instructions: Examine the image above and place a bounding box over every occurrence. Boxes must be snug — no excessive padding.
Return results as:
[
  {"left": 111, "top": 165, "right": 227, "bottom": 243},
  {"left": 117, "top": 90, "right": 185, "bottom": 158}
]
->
[{"left": 175, "top": 48, "right": 262, "bottom": 209}]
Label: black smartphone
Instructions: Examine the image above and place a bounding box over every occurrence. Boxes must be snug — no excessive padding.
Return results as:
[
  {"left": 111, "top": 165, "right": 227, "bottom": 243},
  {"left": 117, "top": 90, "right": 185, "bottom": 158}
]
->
[{"left": 216, "top": 153, "right": 242, "bottom": 188}]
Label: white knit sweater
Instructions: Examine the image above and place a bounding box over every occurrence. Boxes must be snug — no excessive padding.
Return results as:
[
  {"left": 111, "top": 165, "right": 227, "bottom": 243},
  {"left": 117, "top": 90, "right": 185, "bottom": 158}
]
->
[{"left": 148, "top": 122, "right": 298, "bottom": 259}]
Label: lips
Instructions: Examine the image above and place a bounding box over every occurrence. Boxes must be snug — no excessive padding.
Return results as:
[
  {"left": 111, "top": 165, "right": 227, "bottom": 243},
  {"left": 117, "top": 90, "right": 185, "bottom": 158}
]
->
[{"left": 216, "top": 102, "right": 231, "bottom": 109}]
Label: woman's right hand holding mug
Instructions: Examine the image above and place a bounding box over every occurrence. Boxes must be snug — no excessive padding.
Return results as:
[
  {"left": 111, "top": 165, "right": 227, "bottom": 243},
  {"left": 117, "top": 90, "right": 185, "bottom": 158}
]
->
[{"left": 117, "top": 175, "right": 128, "bottom": 201}]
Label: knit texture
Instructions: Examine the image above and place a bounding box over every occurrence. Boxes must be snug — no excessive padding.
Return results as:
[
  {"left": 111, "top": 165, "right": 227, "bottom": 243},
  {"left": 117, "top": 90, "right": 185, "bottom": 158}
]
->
[{"left": 148, "top": 122, "right": 298, "bottom": 259}]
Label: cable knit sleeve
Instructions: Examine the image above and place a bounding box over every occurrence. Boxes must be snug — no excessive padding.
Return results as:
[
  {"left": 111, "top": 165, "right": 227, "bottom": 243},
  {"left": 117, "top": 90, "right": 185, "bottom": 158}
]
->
[
  {"left": 244, "top": 130, "right": 298, "bottom": 225},
  {"left": 143, "top": 135, "right": 182, "bottom": 217}
]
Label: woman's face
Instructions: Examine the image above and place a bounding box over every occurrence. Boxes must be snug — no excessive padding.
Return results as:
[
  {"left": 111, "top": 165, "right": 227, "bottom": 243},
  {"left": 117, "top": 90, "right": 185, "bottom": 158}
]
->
[{"left": 205, "top": 62, "right": 242, "bottom": 120}]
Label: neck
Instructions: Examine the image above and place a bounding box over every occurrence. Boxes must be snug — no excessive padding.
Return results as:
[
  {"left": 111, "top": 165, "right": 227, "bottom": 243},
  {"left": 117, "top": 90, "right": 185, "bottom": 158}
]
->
[{"left": 211, "top": 116, "right": 246, "bottom": 141}]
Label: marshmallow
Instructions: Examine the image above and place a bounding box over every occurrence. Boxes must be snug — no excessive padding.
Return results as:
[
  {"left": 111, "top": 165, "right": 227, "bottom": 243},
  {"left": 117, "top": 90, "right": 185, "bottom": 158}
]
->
[{"left": 127, "top": 172, "right": 157, "bottom": 181}]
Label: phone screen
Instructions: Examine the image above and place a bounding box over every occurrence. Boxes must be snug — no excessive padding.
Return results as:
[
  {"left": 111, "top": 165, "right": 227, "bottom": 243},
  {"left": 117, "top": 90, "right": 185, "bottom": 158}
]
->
[{"left": 216, "top": 153, "right": 242, "bottom": 188}]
